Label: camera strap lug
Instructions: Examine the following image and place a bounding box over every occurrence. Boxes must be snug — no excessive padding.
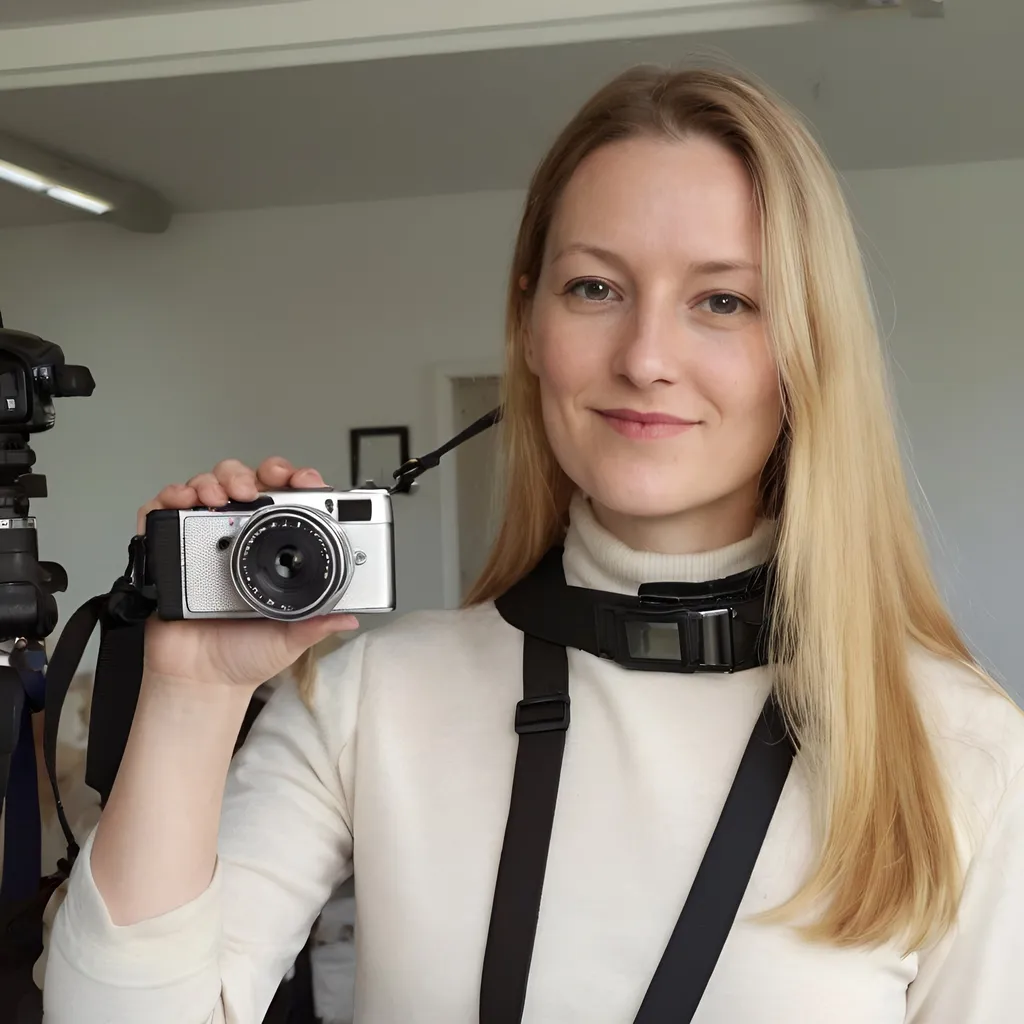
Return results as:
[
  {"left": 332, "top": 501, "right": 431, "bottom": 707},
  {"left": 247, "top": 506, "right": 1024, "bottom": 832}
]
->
[{"left": 390, "top": 407, "right": 502, "bottom": 494}]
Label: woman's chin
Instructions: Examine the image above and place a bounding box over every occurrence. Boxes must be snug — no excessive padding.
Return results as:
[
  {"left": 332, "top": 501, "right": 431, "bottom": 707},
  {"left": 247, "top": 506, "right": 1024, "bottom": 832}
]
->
[{"left": 584, "top": 479, "right": 703, "bottom": 523}]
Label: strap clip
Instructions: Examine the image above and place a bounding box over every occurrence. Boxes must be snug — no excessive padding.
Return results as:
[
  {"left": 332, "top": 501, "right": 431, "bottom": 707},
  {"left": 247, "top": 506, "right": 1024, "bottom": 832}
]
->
[
  {"left": 102, "top": 536, "right": 158, "bottom": 627},
  {"left": 514, "top": 694, "right": 570, "bottom": 735}
]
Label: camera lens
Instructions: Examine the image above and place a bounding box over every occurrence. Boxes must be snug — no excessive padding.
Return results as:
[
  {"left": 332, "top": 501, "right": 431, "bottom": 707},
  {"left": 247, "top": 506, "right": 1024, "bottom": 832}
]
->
[
  {"left": 230, "top": 508, "right": 351, "bottom": 620},
  {"left": 274, "top": 545, "right": 303, "bottom": 578}
]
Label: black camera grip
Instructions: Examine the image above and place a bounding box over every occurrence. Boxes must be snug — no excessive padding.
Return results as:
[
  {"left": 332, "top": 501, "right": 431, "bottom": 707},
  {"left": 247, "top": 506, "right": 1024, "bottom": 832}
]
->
[{"left": 143, "top": 509, "right": 185, "bottom": 620}]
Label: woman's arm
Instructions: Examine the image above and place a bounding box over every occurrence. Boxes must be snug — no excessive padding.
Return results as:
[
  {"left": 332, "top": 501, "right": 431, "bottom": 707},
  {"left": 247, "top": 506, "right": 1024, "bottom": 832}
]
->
[
  {"left": 42, "top": 637, "right": 366, "bottom": 1024},
  {"left": 90, "top": 673, "right": 256, "bottom": 925}
]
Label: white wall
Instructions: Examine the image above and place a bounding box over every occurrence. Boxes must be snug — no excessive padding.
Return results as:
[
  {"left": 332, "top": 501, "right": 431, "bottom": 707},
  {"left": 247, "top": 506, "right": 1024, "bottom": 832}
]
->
[
  {"left": 0, "top": 158, "right": 1020, "bottom": 700},
  {"left": 844, "top": 158, "right": 1024, "bottom": 698}
]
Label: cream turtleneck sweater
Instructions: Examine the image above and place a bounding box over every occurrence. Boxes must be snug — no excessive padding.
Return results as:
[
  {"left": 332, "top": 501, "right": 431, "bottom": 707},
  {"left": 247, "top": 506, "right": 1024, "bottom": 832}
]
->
[{"left": 43, "top": 495, "right": 1024, "bottom": 1023}]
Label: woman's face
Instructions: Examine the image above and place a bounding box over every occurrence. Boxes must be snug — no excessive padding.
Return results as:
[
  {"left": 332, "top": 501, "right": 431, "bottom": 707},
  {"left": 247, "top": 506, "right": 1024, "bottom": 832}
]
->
[{"left": 526, "top": 134, "right": 783, "bottom": 553}]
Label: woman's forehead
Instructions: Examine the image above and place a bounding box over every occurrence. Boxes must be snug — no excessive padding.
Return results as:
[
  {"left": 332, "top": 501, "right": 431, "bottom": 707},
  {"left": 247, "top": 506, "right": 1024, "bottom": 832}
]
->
[{"left": 546, "top": 136, "right": 761, "bottom": 268}]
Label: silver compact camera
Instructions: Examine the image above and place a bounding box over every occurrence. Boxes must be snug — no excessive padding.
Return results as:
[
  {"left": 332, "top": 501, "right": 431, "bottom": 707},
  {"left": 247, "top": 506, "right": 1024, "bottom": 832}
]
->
[{"left": 143, "top": 487, "right": 395, "bottom": 621}]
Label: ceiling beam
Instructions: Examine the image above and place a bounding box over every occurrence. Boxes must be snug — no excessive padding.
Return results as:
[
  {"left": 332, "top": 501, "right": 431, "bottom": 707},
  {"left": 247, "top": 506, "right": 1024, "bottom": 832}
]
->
[{"left": 0, "top": 0, "right": 848, "bottom": 91}]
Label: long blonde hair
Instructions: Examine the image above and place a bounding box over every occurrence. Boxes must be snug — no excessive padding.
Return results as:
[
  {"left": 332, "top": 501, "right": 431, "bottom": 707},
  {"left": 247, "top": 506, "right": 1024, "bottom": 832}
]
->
[{"left": 462, "top": 65, "right": 1005, "bottom": 951}]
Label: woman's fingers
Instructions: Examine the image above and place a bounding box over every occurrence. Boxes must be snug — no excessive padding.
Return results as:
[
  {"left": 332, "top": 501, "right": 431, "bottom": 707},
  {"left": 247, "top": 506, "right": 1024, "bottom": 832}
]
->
[
  {"left": 212, "top": 459, "right": 260, "bottom": 501},
  {"left": 255, "top": 458, "right": 325, "bottom": 491},
  {"left": 136, "top": 483, "right": 196, "bottom": 533},
  {"left": 256, "top": 456, "right": 296, "bottom": 491},
  {"left": 286, "top": 613, "right": 360, "bottom": 654},
  {"left": 288, "top": 467, "right": 325, "bottom": 488},
  {"left": 136, "top": 457, "right": 327, "bottom": 536},
  {"left": 186, "top": 471, "right": 228, "bottom": 509}
]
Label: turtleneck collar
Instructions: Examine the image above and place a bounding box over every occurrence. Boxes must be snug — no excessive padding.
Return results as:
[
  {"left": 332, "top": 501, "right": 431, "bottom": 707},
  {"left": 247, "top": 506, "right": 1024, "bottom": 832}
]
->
[{"left": 562, "top": 491, "right": 776, "bottom": 595}]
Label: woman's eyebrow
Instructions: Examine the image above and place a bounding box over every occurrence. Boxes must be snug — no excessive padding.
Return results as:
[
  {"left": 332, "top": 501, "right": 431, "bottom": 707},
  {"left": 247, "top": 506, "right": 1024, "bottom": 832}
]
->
[
  {"left": 551, "top": 242, "right": 627, "bottom": 270},
  {"left": 690, "top": 259, "right": 760, "bottom": 275}
]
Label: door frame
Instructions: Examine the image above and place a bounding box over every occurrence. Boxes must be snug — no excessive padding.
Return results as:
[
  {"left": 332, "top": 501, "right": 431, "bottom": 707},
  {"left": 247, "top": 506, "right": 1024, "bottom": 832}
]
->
[{"left": 432, "top": 357, "right": 503, "bottom": 609}]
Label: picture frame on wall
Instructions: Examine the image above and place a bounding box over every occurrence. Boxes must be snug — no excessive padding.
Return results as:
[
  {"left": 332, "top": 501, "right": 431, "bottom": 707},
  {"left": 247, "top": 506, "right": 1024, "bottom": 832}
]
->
[{"left": 349, "top": 426, "right": 410, "bottom": 489}]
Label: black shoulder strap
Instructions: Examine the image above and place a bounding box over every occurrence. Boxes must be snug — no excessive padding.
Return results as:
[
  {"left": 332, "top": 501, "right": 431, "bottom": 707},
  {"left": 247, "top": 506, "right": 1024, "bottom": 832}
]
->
[
  {"left": 481, "top": 553, "right": 795, "bottom": 1024},
  {"left": 631, "top": 691, "right": 791, "bottom": 1022},
  {"left": 479, "top": 633, "right": 570, "bottom": 1024}
]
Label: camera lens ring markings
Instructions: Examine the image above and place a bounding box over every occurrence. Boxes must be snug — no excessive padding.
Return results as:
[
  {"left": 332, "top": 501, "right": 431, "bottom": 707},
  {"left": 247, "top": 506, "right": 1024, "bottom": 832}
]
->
[{"left": 230, "top": 506, "right": 353, "bottom": 620}]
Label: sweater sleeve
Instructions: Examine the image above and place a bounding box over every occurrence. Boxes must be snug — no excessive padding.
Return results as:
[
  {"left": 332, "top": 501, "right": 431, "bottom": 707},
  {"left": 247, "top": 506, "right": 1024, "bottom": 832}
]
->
[
  {"left": 906, "top": 764, "right": 1024, "bottom": 1023},
  {"left": 42, "top": 635, "right": 367, "bottom": 1024}
]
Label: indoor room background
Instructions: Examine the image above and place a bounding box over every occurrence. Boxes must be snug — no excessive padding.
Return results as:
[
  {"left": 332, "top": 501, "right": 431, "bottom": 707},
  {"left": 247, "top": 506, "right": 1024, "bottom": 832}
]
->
[{"left": 1, "top": 4, "right": 1021, "bottom": 1022}]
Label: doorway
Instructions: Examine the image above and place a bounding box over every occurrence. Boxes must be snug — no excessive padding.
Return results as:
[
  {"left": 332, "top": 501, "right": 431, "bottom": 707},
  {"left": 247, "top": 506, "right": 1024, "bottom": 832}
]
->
[{"left": 434, "top": 359, "right": 503, "bottom": 608}]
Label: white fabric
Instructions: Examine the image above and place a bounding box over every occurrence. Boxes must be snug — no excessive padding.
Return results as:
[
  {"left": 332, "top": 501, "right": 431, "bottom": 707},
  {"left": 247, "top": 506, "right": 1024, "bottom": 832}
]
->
[{"left": 43, "top": 494, "right": 1024, "bottom": 1023}]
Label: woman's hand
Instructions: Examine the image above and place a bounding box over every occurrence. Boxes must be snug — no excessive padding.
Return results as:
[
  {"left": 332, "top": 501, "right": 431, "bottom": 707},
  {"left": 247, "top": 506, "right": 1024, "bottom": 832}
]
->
[{"left": 136, "top": 456, "right": 359, "bottom": 692}]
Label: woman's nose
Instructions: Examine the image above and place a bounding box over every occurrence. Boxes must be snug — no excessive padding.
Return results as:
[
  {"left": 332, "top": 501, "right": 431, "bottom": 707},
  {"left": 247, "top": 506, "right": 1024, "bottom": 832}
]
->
[{"left": 612, "top": 293, "right": 685, "bottom": 388}]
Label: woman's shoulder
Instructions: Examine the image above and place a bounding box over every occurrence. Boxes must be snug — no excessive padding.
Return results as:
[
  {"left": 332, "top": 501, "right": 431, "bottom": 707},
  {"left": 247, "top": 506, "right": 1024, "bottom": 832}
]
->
[
  {"left": 263, "top": 603, "right": 518, "bottom": 752},
  {"left": 312, "top": 601, "right": 517, "bottom": 690},
  {"left": 908, "top": 641, "right": 1024, "bottom": 840},
  {"left": 361, "top": 600, "right": 514, "bottom": 659}
]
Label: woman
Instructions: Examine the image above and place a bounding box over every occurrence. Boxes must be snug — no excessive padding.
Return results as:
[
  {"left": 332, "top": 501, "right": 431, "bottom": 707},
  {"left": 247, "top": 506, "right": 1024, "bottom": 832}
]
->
[{"left": 43, "top": 66, "right": 1024, "bottom": 1023}]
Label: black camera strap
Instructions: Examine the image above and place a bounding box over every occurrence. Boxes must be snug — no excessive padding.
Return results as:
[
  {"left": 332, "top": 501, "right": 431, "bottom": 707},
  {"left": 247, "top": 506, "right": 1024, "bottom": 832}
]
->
[
  {"left": 47, "top": 571, "right": 155, "bottom": 817},
  {"left": 481, "top": 547, "right": 795, "bottom": 1024}
]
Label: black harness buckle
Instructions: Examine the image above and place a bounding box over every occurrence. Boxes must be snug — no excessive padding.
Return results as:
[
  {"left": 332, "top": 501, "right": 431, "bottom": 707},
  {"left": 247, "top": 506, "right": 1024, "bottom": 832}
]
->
[
  {"left": 598, "top": 602, "right": 737, "bottom": 674},
  {"left": 515, "top": 694, "right": 571, "bottom": 734},
  {"left": 682, "top": 607, "right": 734, "bottom": 670}
]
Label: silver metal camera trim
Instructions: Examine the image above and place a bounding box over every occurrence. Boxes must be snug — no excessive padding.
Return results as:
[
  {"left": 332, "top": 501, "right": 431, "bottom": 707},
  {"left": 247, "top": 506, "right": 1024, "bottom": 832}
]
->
[
  {"left": 228, "top": 504, "right": 355, "bottom": 621},
  {"left": 176, "top": 488, "right": 395, "bottom": 619}
]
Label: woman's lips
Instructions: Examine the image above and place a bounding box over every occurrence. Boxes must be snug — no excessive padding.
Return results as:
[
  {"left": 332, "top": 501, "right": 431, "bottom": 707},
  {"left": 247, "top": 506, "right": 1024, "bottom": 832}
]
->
[{"left": 596, "top": 408, "right": 699, "bottom": 440}]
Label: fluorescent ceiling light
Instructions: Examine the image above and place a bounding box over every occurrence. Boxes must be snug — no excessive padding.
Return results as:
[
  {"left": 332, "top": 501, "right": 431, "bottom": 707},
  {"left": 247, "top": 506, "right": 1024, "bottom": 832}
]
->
[
  {"left": 45, "top": 185, "right": 112, "bottom": 215},
  {"left": 0, "top": 130, "right": 171, "bottom": 233},
  {"left": 0, "top": 156, "right": 112, "bottom": 213},
  {"left": 0, "top": 158, "right": 113, "bottom": 214},
  {"left": 0, "top": 158, "right": 49, "bottom": 192}
]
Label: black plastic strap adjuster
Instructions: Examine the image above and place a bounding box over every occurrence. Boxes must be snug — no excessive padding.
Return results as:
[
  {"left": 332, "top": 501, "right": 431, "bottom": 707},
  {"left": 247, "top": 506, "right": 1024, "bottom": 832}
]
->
[
  {"left": 683, "top": 607, "right": 734, "bottom": 671},
  {"left": 515, "top": 694, "right": 570, "bottom": 735}
]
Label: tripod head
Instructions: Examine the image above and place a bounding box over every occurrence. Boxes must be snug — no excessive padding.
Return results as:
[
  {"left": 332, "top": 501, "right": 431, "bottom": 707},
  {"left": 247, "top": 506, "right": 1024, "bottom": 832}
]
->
[{"left": 0, "top": 318, "right": 94, "bottom": 642}]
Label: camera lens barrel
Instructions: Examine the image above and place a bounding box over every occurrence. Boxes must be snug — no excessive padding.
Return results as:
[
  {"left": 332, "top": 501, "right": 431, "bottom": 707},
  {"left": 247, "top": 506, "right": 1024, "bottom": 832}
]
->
[{"left": 229, "top": 507, "right": 353, "bottom": 620}]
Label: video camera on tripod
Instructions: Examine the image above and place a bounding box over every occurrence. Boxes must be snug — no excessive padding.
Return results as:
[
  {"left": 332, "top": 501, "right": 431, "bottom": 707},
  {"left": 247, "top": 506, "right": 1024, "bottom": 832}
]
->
[{"left": 0, "top": 311, "right": 94, "bottom": 910}]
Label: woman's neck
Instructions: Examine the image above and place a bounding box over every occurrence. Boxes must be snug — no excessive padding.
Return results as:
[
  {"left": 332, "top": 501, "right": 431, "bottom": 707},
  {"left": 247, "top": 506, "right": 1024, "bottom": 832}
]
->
[
  {"left": 563, "top": 492, "right": 775, "bottom": 596},
  {"left": 589, "top": 485, "right": 761, "bottom": 556}
]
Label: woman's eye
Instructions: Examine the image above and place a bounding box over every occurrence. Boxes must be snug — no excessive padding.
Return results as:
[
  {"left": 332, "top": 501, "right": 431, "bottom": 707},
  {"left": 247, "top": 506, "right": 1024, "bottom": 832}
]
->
[
  {"left": 698, "top": 293, "right": 752, "bottom": 316},
  {"left": 567, "top": 279, "right": 617, "bottom": 302}
]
